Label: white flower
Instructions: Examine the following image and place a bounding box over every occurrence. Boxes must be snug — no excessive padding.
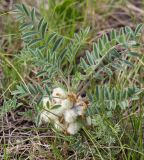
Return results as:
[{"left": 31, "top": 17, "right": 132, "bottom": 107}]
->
[
  {"left": 39, "top": 110, "right": 58, "bottom": 124},
  {"left": 39, "top": 111, "right": 50, "bottom": 125},
  {"left": 61, "top": 99, "right": 73, "bottom": 110},
  {"left": 43, "top": 97, "right": 51, "bottom": 109},
  {"left": 52, "top": 87, "right": 66, "bottom": 105},
  {"left": 40, "top": 97, "right": 73, "bottom": 126},
  {"left": 46, "top": 99, "right": 73, "bottom": 118},
  {"left": 64, "top": 109, "right": 78, "bottom": 123},
  {"left": 74, "top": 105, "right": 84, "bottom": 116},
  {"left": 74, "top": 100, "right": 87, "bottom": 116},
  {"left": 67, "top": 122, "right": 80, "bottom": 135},
  {"left": 40, "top": 111, "right": 65, "bottom": 132},
  {"left": 50, "top": 108, "right": 63, "bottom": 116},
  {"left": 40, "top": 88, "right": 89, "bottom": 134}
]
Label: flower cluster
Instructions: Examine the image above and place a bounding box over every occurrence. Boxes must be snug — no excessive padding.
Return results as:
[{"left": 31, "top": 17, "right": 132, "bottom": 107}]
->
[{"left": 39, "top": 87, "right": 90, "bottom": 134}]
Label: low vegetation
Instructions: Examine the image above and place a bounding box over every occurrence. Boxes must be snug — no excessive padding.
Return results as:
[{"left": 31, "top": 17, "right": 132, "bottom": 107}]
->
[{"left": 0, "top": 1, "right": 144, "bottom": 159}]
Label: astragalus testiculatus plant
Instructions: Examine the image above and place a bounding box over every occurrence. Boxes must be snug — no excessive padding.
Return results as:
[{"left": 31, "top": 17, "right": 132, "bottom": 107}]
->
[
  {"left": 39, "top": 87, "right": 89, "bottom": 135},
  {"left": 9, "top": 4, "right": 144, "bottom": 158}
]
